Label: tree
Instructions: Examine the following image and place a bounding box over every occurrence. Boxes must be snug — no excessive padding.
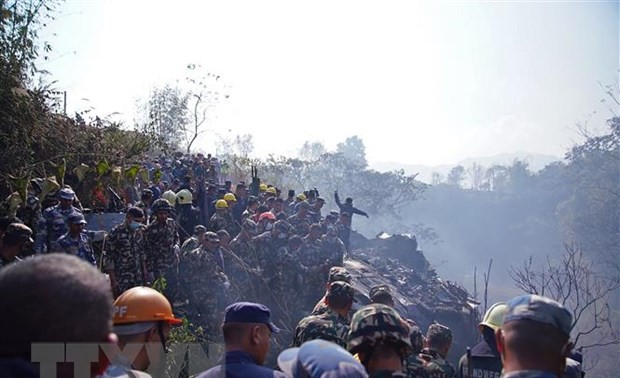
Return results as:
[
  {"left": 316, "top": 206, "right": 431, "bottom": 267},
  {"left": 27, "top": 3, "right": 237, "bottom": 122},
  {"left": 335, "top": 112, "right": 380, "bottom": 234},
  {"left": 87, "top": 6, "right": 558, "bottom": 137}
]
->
[
  {"left": 431, "top": 171, "right": 443, "bottom": 186},
  {"left": 298, "top": 141, "right": 326, "bottom": 161},
  {"left": 336, "top": 135, "right": 367, "bottom": 168},
  {"left": 468, "top": 162, "right": 485, "bottom": 190},
  {"left": 446, "top": 165, "right": 465, "bottom": 187},
  {"left": 182, "top": 65, "right": 229, "bottom": 153},
  {"left": 509, "top": 243, "right": 620, "bottom": 369},
  {"left": 138, "top": 84, "right": 190, "bottom": 151},
  {"left": 485, "top": 164, "right": 509, "bottom": 192}
]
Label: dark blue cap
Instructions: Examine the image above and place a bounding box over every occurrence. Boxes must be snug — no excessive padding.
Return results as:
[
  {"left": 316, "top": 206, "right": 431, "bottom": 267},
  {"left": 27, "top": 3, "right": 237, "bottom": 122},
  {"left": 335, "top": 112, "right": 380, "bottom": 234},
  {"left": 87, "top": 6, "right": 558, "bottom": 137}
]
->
[{"left": 224, "top": 302, "right": 280, "bottom": 333}]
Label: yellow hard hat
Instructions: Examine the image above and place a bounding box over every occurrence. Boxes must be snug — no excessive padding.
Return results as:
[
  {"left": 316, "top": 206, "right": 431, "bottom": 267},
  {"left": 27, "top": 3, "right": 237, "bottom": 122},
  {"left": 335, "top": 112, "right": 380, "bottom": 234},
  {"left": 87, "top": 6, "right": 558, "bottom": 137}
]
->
[
  {"left": 113, "top": 287, "right": 182, "bottom": 325},
  {"left": 223, "top": 193, "right": 237, "bottom": 202},
  {"left": 297, "top": 193, "right": 307, "bottom": 201},
  {"left": 478, "top": 302, "right": 508, "bottom": 332},
  {"left": 259, "top": 183, "right": 268, "bottom": 192},
  {"left": 266, "top": 187, "right": 277, "bottom": 195},
  {"left": 216, "top": 199, "right": 228, "bottom": 209}
]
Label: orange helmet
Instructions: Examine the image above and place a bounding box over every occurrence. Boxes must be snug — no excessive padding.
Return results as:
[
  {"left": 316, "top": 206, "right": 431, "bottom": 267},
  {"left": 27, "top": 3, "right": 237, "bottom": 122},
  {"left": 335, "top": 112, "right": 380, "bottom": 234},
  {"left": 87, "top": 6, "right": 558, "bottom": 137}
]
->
[{"left": 113, "top": 286, "right": 182, "bottom": 325}]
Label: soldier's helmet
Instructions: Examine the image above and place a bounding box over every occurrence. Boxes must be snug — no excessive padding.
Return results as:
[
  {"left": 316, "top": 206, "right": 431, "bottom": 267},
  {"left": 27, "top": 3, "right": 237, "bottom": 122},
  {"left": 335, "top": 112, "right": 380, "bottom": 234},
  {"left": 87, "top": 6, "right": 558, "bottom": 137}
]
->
[
  {"left": 176, "top": 189, "right": 193, "bottom": 205},
  {"left": 152, "top": 198, "right": 172, "bottom": 213},
  {"left": 347, "top": 303, "right": 412, "bottom": 356}
]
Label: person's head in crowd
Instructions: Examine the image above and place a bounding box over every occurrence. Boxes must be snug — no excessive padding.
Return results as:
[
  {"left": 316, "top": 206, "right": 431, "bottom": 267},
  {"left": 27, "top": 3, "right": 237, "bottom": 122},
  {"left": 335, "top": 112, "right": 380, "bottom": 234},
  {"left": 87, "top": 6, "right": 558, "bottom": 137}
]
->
[
  {"left": 425, "top": 323, "right": 452, "bottom": 358},
  {"left": 0, "top": 254, "right": 115, "bottom": 377},
  {"left": 140, "top": 189, "right": 153, "bottom": 205},
  {"left": 29, "top": 178, "right": 42, "bottom": 195},
  {"left": 345, "top": 197, "right": 354, "bottom": 205},
  {"left": 326, "top": 267, "right": 352, "bottom": 291},
  {"left": 223, "top": 193, "right": 237, "bottom": 208},
  {"left": 277, "top": 340, "right": 368, "bottom": 378},
  {"left": 217, "top": 187, "right": 227, "bottom": 199},
  {"left": 307, "top": 223, "right": 322, "bottom": 241},
  {"left": 496, "top": 294, "right": 573, "bottom": 377},
  {"left": 273, "top": 220, "right": 291, "bottom": 241},
  {"left": 172, "top": 178, "right": 180, "bottom": 190},
  {"left": 58, "top": 187, "right": 76, "bottom": 209},
  {"left": 258, "top": 210, "right": 275, "bottom": 232},
  {"left": 406, "top": 320, "right": 425, "bottom": 354},
  {"left": 0, "top": 223, "right": 33, "bottom": 262},
  {"left": 323, "top": 213, "right": 337, "bottom": 227},
  {"left": 152, "top": 199, "right": 172, "bottom": 224},
  {"left": 296, "top": 193, "right": 307, "bottom": 203},
  {"left": 202, "top": 232, "right": 220, "bottom": 252},
  {"left": 339, "top": 212, "right": 351, "bottom": 225},
  {"left": 0, "top": 216, "right": 22, "bottom": 240},
  {"left": 259, "top": 183, "right": 268, "bottom": 194},
  {"left": 125, "top": 207, "right": 145, "bottom": 230},
  {"left": 215, "top": 199, "right": 228, "bottom": 215},
  {"left": 369, "top": 285, "right": 394, "bottom": 307},
  {"left": 207, "top": 184, "right": 216, "bottom": 195},
  {"left": 265, "top": 186, "right": 277, "bottom": 198},
  {"left": 287, "top": 189, "right": 295, "bottom": 200},
  {"left": 313, "top": 197, "right": 325, "bottom": 211},
  {"left": 183, "top": 175, "right": 191, "bottom": 185},
  {"left": 347, "top": 304, "right": 412, "bottom": 375},
  {"left": 272, "top": 197, "right": 284, "bottom": 214},
  {"left": 478, "top": 302, "right": 508, "bottom": 349},
  {"left": 112, "top": 286, "right": 182, "bottom": 373},
  {"left": 288, "top": 235, "right": 303, "bottom": 252},
  {"left": 235, "top": 183, "right": 247, "bottom": 198},
  {"left": 224, "top": 180, "right": 232, "bottom": 192},
  {"left": 67, "top": 213, "right": 87, "bottom": 237},
  {"left": 217, "top": 229, "right": 231, "bottom": 248},
  {"left": 247, "top": 196, "right": 259, "bottom": 213},
  {"left": 297, "top": 201, "right": 310, "bottom": 217},
  {"left": 325, "top": 281, "right": 356, "bottom": 316},
  {"left": 193, "top": 225, "right": 207, "bottom": 244},
  {"left": 222, "top": 302, "right": 280, "bottom": 366},
  {"left": 265, "top": 196, "right": 274, "bottom": 210}
]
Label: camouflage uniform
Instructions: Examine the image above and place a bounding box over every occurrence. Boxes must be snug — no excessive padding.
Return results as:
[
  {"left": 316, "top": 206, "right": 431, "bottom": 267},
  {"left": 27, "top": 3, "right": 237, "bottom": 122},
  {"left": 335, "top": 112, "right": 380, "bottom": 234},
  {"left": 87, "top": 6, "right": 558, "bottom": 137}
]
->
[
  {"left": 407, "top": 322, "right": 455, "bottom": 378},
  {"left": 253, "top": 229, "right": 289, "bottom": 310},
  {"left": 16, "top": 192, "right": 40, "bottom": 235},
  {"left": 56, "top": 231, "right": 96, "bottom": 265},
  {"left": 209, "top": 212, "right": 228, "bottom": 233},
  {"left": 34, "top": 204, "right": 81, "bottom": 253},
  {"left": 311, "top": 267, "right": 353, "bottom": 316},
  {"left": 287, "top": 213, "right": 311, "bottom": 236},
  {"left": 181, "top": 235, "right": 200, "bottom": 256},
  {"left": 229, "top": 234, "right": 260, "bottom": 268},
  {"left": 144, "top": 218, "right": 179, "bottom": 275},
  {"left": 293, "top": 308, "right": 350, "bottom": 348},
  {"left": 300, "top": 236, "right": 330, "bottom": 304},
  {"left": 321, "top": 233, "right": 347, "bottom": 267},
  {"left": 105, "top": 223, "right": 146, "bottom": 296},
  {"left": 179, "top": 246, "right": 231, "bottom": 337}
]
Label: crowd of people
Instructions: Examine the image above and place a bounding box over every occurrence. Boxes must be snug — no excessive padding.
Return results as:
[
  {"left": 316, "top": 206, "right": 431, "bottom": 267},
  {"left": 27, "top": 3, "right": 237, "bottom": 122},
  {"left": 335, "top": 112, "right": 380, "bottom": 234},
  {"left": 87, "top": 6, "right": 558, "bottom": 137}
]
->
[{"left": 0, "top": 153, "right": 584, "bottom": 377}]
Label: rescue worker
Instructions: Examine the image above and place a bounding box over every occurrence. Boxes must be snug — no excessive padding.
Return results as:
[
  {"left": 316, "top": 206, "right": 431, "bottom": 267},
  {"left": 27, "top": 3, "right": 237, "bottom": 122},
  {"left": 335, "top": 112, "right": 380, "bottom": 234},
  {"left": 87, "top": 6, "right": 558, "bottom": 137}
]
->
[
  {"left": 144, "top": 198, "right": 179, "bottom": 300},
  {"left": 496, "top": 294, "right": 573, "bottom": 378},
  {"left": 181, "top": 225, "right": 207, "bottom": 256},
  {"left": 347, "top": 303, "right": 412, "bottom": 377},
  {"left": 209, "top": 199, "right": 230, "bottom": 232},
  {"left": 101, "top": 286, "right": 182, "bottom": 378},
  {"left": 105, "top": 207, "right": 149, "bottom": 297},
  {"left": 459, "top": 302, "right": 507, "bottom": 378},
  {"left": 241, "top": 196, "right": 259, "bottom": 222},
  {"left": 56, "top": 212, "right": 96, "bottom": 265},
  {"left": 197, "top": 302, "right": 286, "bottom": 378},
  {"left": 0, "top": 223, "right": 33, "bottom": 269},
  {"left": 287, "top": 201, "right": 312, "bottom": 236},
  {"left": 334, "top": 190, "right": 369, "bottom": 224},
  {"left": 300, "top": 224, "right": 330, "bottom": 304},
  {"left": 175, "top": 189, "right": 200, "bottom": 243},
  {"left": 35, "top": 187, "right": 82, "bottom": 254},
  {"left": 321, "top": 220, "right": 347, "bottom": 266},
  {"left": 223, "top": 193, "right": 241, "bottom": 237},
  {"left": 293, "top": 281, "right": 355, "bottom": 348},
  {"left": 309, "top": 196, "right": 326, "bottom": 224}
]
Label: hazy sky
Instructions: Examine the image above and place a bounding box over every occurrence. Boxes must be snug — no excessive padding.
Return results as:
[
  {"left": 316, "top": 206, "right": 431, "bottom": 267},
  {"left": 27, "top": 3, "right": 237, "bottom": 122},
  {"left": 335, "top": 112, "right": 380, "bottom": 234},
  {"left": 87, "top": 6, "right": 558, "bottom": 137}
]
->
[{"left": 41, "top": 0, "right": 618, "bottom": 165}]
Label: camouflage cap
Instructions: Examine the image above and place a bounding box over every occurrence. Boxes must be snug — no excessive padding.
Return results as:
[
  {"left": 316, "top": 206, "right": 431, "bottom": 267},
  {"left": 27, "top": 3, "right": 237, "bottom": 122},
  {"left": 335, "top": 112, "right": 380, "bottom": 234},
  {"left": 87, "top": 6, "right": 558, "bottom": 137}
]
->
[
  {"left": 426, "top": 323, "right": 452, "bottom": 345},
  {"left": 347, "top": 303, "right": 412, "bottom": 355},
  {"left": 503, "top": 294, "right": 572, "bottom": 337},
  {"left": 194, "top": 225, "right": 207, "bottom": 235},
  {"left": 327, "top": 281, "right": 355, "bottom": 301},
  {"left": 3, "top": 223, "right": 33, "bottom": 244},
  {"left": 274, "top": 220, "right": 292, "bottom": 232},
  {"left": 328, "top": 266, "right": 352, "bottom": 284},
  {"left": 204, "top": 231, "right": 220, "bottom": 243},
  {"left": 369, "top": 285, "right": 393, "bottom": 302}
]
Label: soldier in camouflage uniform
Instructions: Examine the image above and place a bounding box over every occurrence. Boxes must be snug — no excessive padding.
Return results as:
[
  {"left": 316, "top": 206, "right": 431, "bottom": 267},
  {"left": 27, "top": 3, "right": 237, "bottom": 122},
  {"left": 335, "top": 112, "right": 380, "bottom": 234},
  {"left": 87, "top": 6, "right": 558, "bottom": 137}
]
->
[
  {"left": 347, "top": 303, "right": 414, "bottom": 377},
  {"left": 104, "top": 207, "right": 149, "bottom": 297},
  {"left": 181, "top": 225, "right": 207, "bottom": 256},
  {"left": 178, "top": 231, "right": 231, "bottom": 337},
  {"left": 311, "top": 266, "right": 353, "bottom": 316},
  {"left": 407, "top": 323, "right": 455, "bottom": 378},
  {"left": 300, "top": 224, "right": 331, "bottom": 305},
  {"left": 35, "top": 188, "right": 82, "bottom": 254},
  {"left": 209, "top": 199, "right": 230, "bottom": 232},
  {"left": 287, "top": 201, "right": 312, "bottom": 236},
  {"left": 227, "top": 219, "right": 262, "bottom": 300},
  {"left": 292, "top": 281, "right": 355, "bottom": 348},
  {"left": 321, "top": 222, "right": 347, "bottom": 267},
  {"left": 144, "top": 199, "right": 179, "bottom": 301}
]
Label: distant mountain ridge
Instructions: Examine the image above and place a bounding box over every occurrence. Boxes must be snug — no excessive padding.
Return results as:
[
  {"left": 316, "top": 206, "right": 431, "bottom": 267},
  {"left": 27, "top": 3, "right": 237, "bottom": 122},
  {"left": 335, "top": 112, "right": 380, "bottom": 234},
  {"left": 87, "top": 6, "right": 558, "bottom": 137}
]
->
[{"left": 370, "top": 152, "right": 562, "bottom": 184}]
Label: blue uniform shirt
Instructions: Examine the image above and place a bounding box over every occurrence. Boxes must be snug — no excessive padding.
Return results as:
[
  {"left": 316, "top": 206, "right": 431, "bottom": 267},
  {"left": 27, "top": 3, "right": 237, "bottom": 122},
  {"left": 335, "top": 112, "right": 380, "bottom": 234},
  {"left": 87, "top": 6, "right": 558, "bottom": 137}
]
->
[{"left": 197, "top": 351, "right": 287, "bottom": 378}]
